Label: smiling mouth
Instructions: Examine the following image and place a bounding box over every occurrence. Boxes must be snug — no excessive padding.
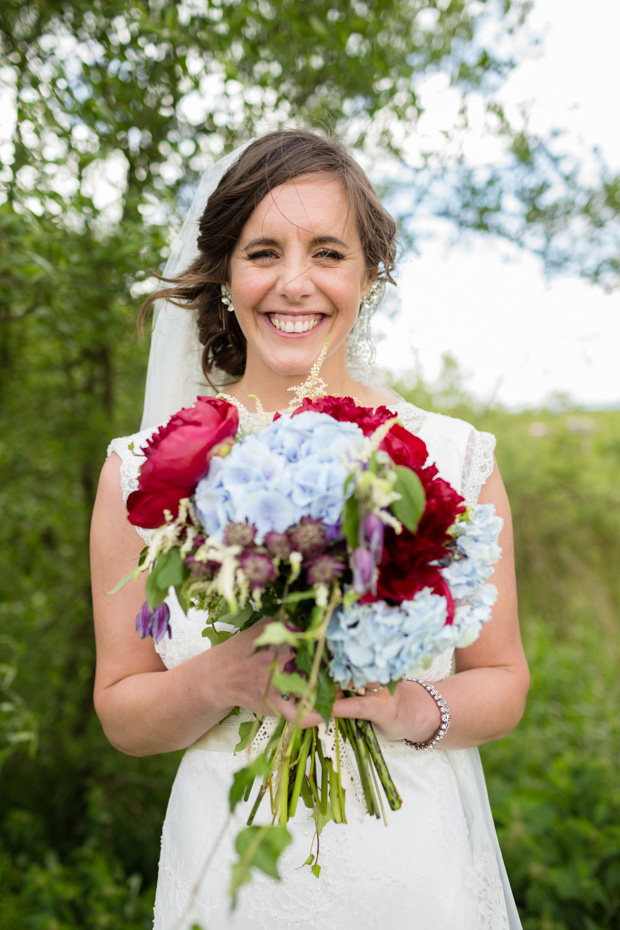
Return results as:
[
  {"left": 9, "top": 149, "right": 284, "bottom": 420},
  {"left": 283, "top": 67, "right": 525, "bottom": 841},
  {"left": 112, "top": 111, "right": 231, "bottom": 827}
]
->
[{"left": 267, "top": 313, "right": 324, "bottom": 334}]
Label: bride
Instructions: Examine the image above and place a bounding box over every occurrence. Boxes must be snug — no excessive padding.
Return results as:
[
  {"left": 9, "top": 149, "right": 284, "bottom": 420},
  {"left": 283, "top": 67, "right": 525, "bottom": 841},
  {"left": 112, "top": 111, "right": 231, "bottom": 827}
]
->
[{"left": 91, "top": 130, "right": 529, "bottom": 929}]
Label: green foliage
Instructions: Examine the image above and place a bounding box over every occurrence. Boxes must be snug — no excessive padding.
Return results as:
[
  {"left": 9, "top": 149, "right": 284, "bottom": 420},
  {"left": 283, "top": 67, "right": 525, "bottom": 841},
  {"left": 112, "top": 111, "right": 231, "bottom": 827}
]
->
[
  {"left": 0, "top": 843, "right": 154, "bottom": 930},
  {"left": 0, "top": 640, "right": 38, "bottom": 770},
  {"left": 230, "top": 825, "right": 292, "bottom": 901},
  {"left": 391, "top": 465, "right": 425, "bottom": 533}
]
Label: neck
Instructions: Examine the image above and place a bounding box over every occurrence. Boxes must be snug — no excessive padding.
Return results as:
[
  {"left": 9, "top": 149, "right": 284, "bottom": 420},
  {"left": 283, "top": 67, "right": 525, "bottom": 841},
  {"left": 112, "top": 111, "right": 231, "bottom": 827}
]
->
[{"left": 223, "top": 356, "right": 363, "bottom": 412}]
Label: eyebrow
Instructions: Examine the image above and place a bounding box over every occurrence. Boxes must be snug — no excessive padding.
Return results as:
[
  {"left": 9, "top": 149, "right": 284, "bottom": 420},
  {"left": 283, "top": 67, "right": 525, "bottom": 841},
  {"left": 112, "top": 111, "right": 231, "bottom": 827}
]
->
[{"left": 242, "top": 235, "right": 350, "bottom": 251}]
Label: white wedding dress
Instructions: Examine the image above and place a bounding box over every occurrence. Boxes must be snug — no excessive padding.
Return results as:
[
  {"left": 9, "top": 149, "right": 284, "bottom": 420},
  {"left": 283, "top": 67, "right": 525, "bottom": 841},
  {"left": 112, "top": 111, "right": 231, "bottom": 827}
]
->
[{"left": 108, "top": 401, "right": 523, "bottom": 930}]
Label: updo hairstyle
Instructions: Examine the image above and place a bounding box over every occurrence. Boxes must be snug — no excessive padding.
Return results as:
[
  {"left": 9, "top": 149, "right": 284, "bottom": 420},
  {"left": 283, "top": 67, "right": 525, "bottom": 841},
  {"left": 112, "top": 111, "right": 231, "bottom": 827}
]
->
[{"left": 140, "top": 129, "right": 398, "bottom": 386}]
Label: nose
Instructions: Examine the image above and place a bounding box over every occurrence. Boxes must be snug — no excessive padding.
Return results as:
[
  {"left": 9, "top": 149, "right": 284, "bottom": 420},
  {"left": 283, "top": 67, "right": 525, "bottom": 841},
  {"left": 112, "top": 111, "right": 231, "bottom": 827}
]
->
[{"left": 278, "top": 257, "right": 314, "bottom": 303}]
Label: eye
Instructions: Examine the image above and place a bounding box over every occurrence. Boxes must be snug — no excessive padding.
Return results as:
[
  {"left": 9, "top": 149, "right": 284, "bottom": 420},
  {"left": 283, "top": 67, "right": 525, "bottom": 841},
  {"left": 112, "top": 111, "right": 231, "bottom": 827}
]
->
[
  {"left": 314, "top": 248, "right": 345, "bottom": 262},
  {"left": 246, "top": 249, "right": 279, "bottom": 261}
]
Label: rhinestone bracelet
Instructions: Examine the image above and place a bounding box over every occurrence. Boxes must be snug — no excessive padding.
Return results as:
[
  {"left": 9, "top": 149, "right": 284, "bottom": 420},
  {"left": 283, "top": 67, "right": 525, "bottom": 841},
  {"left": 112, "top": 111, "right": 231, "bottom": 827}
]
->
[{"left": 402, "top": 678, "right": 451, "bottom": 750}]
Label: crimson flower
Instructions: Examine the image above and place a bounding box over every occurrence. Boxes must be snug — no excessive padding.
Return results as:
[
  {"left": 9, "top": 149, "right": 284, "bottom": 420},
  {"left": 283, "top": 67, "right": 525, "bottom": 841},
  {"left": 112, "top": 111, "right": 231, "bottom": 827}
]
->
[
  {"left": 291, "top": 396, "right": 395, "bottom": 435},
  {"left": 292, "top": 395, "right": 465, "bottom": 614},
  {"left": 127, "top": 397, "right": 239, "bottom": 528}
]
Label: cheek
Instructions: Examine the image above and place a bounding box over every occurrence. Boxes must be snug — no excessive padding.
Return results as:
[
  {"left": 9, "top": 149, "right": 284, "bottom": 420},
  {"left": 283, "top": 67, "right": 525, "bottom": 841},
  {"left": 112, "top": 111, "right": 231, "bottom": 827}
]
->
[{"left": 231, "top": 271, "right": 268, "bottom": 306}]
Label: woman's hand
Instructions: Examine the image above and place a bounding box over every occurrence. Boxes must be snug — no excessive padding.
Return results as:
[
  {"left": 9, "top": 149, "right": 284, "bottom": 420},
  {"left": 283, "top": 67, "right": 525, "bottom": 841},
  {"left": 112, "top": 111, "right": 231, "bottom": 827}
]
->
[
  {"left": 330, "top": 680, "right": 441, "bottom": 744},
  {"left": 215, "top": 618, "right": 323, "bottom": 728}
]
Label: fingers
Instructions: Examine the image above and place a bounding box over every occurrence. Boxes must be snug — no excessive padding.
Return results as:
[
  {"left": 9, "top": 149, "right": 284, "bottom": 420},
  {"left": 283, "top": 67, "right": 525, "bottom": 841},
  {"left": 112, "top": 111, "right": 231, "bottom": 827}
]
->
[
  {"left": 331, "top": 688, "right": 393, "bottom": 721},
  {"left": 263, "top": 688, "right": 324, "bottom": 728}
]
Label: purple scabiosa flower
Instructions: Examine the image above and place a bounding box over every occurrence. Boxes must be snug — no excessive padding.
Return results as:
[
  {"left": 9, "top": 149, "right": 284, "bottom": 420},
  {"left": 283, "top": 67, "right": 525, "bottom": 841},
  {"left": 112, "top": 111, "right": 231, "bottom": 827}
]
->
[
  {"left": 306, "top": 554, "right": 346, "bottom": 586},
  {"left": 288, "top": 518, "right": 328, "bottom": 559},
  {"left": 184, "top": 555, "right": 219, "bottom": 581},
  {"left": 352, "top": 547, "right": 376, "bottom": 594},
  {"left": 264, "top": 531, "right": 293, "bottom": 560},
  {"left": 363, "top": 512, "right": 385, "bottom": 561},
  {"left": 283, "top": 655, "right": 303, "bottom": 675},
  {"left": 223, "top": 521, "right": 256, "bottom": 548},
  {"left": 325, "top": 522, "right": 343, "bottom": 543},
  {"left": 136, "top": 601, "right": 172, "bottom": 642},
  {"left": 239, "top": 551, "right": 277, "bottom": 589}
]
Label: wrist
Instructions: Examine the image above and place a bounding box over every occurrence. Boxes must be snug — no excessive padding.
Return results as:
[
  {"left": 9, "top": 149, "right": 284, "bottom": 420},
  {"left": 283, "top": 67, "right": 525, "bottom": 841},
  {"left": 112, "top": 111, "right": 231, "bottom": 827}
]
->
[{"left": 402, "top": 679, "right": 451, "bottom": 750}]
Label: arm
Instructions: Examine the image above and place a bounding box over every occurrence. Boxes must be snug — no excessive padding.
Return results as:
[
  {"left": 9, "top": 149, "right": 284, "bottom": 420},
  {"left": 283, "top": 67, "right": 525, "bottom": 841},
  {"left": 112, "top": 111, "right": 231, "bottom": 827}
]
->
[
  {"left": 91, "top": 454, "right": 296, "bottom": 757},
  {"left": 330, "top": 457, "right": 530, "bottom": 748}
]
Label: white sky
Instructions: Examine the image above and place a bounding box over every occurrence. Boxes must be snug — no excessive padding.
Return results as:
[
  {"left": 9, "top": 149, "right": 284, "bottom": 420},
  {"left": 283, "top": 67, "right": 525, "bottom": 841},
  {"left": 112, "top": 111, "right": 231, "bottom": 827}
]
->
[{"left": 374, "top": 0, "right": 620, "bottom": 408}]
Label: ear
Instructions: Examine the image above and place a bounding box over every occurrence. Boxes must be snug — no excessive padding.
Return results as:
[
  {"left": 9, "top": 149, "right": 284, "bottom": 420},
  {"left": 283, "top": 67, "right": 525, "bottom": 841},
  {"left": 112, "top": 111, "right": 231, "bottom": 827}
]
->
[{"left": 361, "top": 266, "right": 378, "bottom": 296}]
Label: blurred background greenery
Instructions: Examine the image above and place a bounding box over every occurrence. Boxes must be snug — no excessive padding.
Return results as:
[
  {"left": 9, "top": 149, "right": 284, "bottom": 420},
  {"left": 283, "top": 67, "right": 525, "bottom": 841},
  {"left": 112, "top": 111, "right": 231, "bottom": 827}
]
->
[{"left": 1, "top": 1, "right": 618, "bottom": 928}]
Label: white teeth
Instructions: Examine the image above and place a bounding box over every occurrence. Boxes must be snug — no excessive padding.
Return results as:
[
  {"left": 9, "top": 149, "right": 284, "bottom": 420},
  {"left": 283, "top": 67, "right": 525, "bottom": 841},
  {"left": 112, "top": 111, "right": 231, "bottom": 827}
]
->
[{"left": 269, "top": 315, "right": 321, "bottom": 333}]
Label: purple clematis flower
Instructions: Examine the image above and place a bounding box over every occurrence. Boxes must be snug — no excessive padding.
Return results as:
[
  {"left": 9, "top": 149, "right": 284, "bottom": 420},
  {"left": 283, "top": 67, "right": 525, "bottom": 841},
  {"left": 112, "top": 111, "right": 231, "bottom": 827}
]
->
[
  {"left": 363, "top": 512, "right": 385, "bottom": 561},
  {"left": 136, "top": 601, "right": 172, "bottom": 642},
  {"left": 352, "top": 547, "right": 376, "bottom": 594}
]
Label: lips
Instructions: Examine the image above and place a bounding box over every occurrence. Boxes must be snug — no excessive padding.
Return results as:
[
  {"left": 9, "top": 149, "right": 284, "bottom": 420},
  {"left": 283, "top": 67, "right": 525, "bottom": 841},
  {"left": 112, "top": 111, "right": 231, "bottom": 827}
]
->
[{"left": 267, "top": 313, "right": 325, "bottom": 334}]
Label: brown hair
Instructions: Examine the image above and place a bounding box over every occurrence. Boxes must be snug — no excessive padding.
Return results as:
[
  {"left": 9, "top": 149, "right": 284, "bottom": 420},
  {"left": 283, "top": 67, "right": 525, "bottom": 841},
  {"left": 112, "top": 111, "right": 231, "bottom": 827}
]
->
[{"left": 139, "top": 129, "right": 398, "bottom": 386}]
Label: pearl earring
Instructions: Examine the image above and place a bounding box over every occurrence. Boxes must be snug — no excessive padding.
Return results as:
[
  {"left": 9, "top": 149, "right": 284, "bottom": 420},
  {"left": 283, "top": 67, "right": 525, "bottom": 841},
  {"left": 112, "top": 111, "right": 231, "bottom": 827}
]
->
[{"left": 221, "top": 285, "right": 235, "bottom": 312}]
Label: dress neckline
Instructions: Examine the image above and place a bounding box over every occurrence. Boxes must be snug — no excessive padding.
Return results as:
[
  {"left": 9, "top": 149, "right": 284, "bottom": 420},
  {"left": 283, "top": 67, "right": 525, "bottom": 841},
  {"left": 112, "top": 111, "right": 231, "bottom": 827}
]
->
[{"left": 220, "top": 396, "right": 415, "bottom": 435}]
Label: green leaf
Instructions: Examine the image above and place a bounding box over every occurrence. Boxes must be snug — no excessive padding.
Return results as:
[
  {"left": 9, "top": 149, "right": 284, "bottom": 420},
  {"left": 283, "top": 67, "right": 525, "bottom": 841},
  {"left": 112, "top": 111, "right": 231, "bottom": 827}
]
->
[
  {"left": 145, "top": 570, "right": 166, "bottom": 610},
  {"left": 229, "top": 754, "right": 271, "bottom": 812},
  {"left": 217, "top": 603, "right": 256, "bottom": 628},
  {"left": 202, "top": 628, "right": 234, "bottom": 646},
  {"left": 316, "top": 796, "right": 333, "bottom": 835},
  {"left": 155, "top": 547, "right": 187, "bottom": 589},
  {"left": 230, "top": 825, "right": 292, "bottom": 901},
  {"left": 234, "top": 719, "right": 257, "bottom": 753},
  {"left": 254, "top": 623, "right": 301, "bottom": 648},
  {"left": 108, "top": 563, "right": 140, "bottom": 595},
  {"left": 145, "top": 549, "right": 188, "bottom": 608},
  {"left": 342, "top": 496, "right": 360, "bottom": 550},
  {"left": 391, "top": 466, "right": 426, "bottom": 534},
  {"left": 281, "top": 590, "right": 317, "bottom": 606},
  {"left": 178, "top": 588, "right": 192, "bottom": 613},
  {"left": 271, "top": 671, "right": 308, "bottom": 696},
  {"left": 311, "top": 862, "right": 322, "bottom": 878},
  {"left": 315, "top": 666, "right": 336, "bottom": 726}
]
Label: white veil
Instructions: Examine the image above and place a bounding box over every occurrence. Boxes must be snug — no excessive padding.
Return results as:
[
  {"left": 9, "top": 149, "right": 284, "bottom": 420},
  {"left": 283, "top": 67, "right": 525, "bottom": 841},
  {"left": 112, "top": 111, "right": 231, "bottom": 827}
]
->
[{"left": 140, "top": 140, "right": 396, "bottom": 430}]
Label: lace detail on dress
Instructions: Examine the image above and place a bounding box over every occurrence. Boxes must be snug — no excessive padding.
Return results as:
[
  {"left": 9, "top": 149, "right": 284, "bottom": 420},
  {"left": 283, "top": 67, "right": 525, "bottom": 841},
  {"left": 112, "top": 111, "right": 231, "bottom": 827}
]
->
[
  {"left": 462, "top": 429, "right": 496, "bottom": 507},
  {"left": 106, "top": 427, "right": 159, "bottom": 545}
]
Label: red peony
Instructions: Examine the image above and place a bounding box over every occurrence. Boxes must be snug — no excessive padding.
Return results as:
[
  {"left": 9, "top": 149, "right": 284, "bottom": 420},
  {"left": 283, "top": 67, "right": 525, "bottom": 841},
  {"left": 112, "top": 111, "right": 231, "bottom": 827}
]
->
[
  {"left": 378, "top": 421, "right": 429, "bottom": 471},
  {"left": 291, "top": 396, "right": 396, "bottom": 436},
  {"left": 293, "top": 397, "right": 466, "bottom": 610},
  {"left": 127, "top": 397, "right": 239, "bottom": 528},
  {"left": 293, "top": 394, "right": 466, "bottom": 616}
]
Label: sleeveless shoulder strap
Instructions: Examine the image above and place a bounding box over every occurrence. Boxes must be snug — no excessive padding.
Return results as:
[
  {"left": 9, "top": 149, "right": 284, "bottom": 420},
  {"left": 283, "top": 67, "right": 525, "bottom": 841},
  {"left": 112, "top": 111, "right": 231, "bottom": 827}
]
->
[
  {"left": 397, "top": 404, "right": 496, "bottom": 505},
  {"left": 106, "top": 426, "right": 157, "bottom": 544}
]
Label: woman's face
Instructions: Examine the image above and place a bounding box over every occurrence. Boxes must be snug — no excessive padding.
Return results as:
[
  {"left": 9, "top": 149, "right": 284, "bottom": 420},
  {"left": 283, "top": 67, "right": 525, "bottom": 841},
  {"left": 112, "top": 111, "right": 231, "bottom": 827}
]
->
[{"left": 226, "top": 173, "right": 375, "bottom": 384}]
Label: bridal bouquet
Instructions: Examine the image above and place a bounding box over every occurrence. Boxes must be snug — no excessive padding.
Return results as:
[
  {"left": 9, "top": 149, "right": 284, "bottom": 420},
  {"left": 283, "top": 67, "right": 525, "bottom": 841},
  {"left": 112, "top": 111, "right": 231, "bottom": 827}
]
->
[{"left": 117, "top": 390, "right": 502, "bottom": 898}]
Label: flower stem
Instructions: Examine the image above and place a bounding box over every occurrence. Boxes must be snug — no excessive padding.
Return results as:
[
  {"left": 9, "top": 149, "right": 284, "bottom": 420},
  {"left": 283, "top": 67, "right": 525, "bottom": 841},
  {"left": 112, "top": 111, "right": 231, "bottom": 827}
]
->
[
  {"left": 289, "top": 729, "right": 312, "bottom": 818},
  {"left": 355, "top": 719, "right": 403, "bottom": 811},
  {"left": 341, "top": 718, "right": 378, "bottom": 817}
]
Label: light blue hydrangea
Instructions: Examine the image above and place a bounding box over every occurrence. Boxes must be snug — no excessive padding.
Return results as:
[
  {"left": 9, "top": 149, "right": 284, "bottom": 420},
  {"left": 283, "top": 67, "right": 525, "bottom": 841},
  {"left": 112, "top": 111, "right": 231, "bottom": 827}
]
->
[
  {"left": 194, "top": 412, "right": 365, "bottom": 543},
  {"left": 440, "top": 504, "right": 503, "bottom": 601},
  {"left": 327, "top": 590, "right": 449, "bottom": 688},
  {"left": 327, "top": 504, "right": 503, "bottom": 687}
]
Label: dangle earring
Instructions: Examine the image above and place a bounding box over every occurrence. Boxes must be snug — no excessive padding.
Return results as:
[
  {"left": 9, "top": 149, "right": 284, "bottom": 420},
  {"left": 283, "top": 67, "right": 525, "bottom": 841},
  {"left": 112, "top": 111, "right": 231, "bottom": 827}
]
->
[
  {"left": 221, "top": 285, "right": 235, "bottom": 313},
  {"left": 219, "top": 284, "right": 235, "bottom": 330},
  {"left": 359, "top": 279, "right": 381, "bottom": 313}
]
